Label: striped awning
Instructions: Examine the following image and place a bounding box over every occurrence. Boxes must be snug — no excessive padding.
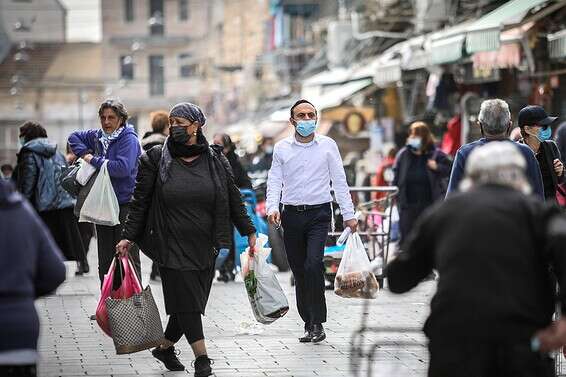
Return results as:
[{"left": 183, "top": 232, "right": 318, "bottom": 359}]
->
[
  {"left": 430, "top": 34, "right": 465, "bottom": 65},
  {"left": 466, "top": 27, "right": 500, "bottom": 54},
  {"left": 464, "top": 0, "right": 548, "bottom": 53},
  {"left": 548, "top": 29, "right": 566, "bottom": 59}
]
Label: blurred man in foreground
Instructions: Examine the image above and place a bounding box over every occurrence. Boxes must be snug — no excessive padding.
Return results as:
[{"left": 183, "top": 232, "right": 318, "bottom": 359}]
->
[{"left": 388, "top": 142, "right": 566, "bottom": 377}]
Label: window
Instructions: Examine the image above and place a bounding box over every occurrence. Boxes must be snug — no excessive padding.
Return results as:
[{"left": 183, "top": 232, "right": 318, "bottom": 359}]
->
[
  {"left": 120, "top": 56, "right": 134, "bottom": 80},
  {"left": 179, "top": 0, "right": 189, "bottom": 21},
  {"left": 149, "top": 55, "right": 164, "bottom": 96},
  {"left": 178, "top": 53, "right": 198, "bottom": 77},
  {"left": 124, "top": 0, "right": 134, "bottom": 22},
  {"left": 149, "top": 0, "right": 164, "bottom": 36}
]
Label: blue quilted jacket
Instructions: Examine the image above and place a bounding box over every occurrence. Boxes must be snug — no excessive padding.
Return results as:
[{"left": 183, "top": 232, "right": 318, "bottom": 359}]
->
[{"left": 16, "top": 138, "right": 75, "bottom": 212}]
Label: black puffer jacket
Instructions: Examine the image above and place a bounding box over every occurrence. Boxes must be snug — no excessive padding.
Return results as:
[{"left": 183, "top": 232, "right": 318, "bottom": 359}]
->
[{"left": 123, "top": 143, "right": 255, "bottom": 266}]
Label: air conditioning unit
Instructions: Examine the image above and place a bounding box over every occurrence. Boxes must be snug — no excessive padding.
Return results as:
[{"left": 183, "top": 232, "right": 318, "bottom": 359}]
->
[{"left": 327, "top": 20, "right": 352, "bottom": 68}]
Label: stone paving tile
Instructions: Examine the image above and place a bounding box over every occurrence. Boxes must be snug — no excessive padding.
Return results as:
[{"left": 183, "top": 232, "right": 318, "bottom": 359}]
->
[{"left": 37, "top": 248, "right": 434, "bottom": 377}]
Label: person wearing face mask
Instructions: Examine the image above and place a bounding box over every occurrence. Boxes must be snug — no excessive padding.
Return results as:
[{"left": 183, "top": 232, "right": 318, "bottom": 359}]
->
[
  {"left": 68, "top": 99, "right": 142, "bottom": 290},
  {"left": 116, "top": 103, "right": 256, "bottom": 376},
  {"left": 446, "top": 99, "right": 544, "bottom": 200},
  {"left": 518, "top": 105, "right": 565, "bottom": 204},
  {"left": 393, "top": 122, "right": 451, "bottom": 248},
  {"left": 266, "top": 99, "right": 357, "bottom": 344}
]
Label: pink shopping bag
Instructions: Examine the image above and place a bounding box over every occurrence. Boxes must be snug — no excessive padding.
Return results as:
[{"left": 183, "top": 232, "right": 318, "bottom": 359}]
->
[{"left": 96, "top": 256, "right": 142, "bottom": 336}]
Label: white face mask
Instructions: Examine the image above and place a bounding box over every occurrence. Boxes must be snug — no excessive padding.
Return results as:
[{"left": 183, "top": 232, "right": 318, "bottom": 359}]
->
[{"left": 407, "top": 137, "right": 422, "bottom": 150}]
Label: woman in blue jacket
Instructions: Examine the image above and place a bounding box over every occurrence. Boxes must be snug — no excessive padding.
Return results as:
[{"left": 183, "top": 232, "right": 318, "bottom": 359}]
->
[{"left": 68, "top": 99, "right": 142, "bottom": 288}]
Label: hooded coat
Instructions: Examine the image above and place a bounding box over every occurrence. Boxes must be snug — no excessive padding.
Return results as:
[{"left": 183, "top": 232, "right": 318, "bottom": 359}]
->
[
  {"left": 16, "top": 138, "right": 75, "bottom": 212},
  {"left": 0, "top": 180, "right": 66, "bottom": 353}
]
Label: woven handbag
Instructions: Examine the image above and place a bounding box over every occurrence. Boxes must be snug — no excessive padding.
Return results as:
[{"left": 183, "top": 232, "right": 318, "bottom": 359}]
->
[{"left": 105, "top": 284, "right": 165, "bottom": 354}]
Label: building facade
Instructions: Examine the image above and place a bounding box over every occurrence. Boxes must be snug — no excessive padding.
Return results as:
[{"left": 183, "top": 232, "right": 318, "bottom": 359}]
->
[{"left": 101, "top": 0, "right": 217, "bottom": 133}]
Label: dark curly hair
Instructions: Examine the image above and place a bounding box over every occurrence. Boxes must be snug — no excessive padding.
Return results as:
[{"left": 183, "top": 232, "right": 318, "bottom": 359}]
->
[
  {"left": 19, "top": 121, "right": 47, "bottom": 143},
  {"left": 98, "top": 99, "right": 128, "bottom": 124}
]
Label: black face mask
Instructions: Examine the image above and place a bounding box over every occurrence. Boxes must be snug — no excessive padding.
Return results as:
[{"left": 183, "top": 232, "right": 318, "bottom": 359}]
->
[{"left": 170, "top": 126, "right": 190, "bottom": 144}]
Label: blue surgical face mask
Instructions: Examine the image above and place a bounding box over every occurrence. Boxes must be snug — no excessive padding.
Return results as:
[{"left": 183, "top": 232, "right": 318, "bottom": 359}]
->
[
  {"left": 295, "top": 120, "right": 317, "bottom": 137},
  {"left": 407, "top": 137, "right": 422, "bottom": 150},
  {"left": 537, "top": 126, "right": 552, "bottom": 142},
  {"left": 19, "top": 137, "right": 26, "bottom": 146}
]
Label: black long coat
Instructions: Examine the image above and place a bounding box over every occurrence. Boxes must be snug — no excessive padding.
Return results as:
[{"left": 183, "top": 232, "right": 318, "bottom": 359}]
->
[{"left": 123, "top": 144, "right": 255, "bottom": 268}]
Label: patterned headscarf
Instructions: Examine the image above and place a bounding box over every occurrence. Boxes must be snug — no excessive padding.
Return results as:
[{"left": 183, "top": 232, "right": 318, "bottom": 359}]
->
[
  {"left": 169, "top": 102, "right": 206, "bottom": 126},
  {"left": 99, "top": 126, "right": 125, "bottom": 156}
]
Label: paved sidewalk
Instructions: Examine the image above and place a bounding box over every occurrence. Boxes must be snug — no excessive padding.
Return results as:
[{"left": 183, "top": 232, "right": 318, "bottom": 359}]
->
[{"left": 37, "top": 247, "right": 435, "bottom": 377}]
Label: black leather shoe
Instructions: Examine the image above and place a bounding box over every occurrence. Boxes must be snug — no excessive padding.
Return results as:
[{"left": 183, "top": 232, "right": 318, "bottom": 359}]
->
[
  {"left": 193, "top": 354, "right": 213, "bottom": 377},
  {"left": 311, "top": 324, "right": 326, "bottom": 343},
  {"left": 152, "top": 346, "right": 185, "bottom": 371},
  {"left": 298, "top": 325, "right": 313, "bottom": 343}
]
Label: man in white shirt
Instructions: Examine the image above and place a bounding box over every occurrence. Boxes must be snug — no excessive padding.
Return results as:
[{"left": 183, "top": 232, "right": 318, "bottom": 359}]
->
[{"left": 267, "top": 99, "right": 358, "bottom": 343}]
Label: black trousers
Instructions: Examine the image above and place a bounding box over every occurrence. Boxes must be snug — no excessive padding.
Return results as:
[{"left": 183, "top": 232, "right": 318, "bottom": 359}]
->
[
  {"left": 281, "top": 204, "right": 330, "bottom": 326},
  {"left": 164, "top": 312, "right": 204, "bottom": 345},
  {"left": 95, "top": 204, "right": 141, "bottom": 288},
  {"left": 428, "top": 340, "right": 555, "bottom": 377}
]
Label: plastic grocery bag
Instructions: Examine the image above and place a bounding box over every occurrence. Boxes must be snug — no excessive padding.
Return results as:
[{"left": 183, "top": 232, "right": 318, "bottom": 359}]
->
[
  {"left": 76, "top": 159, "right": 97, "bottom": 186},
  {"left": 334, "top": 232, "right": 379, "bottom": 299},
  {"left": 79, "top": 161, "right": 120, "bottom": 226},
  {"left": 240, "top": 234, "right": 289, "bottom": 324},
  {"left": 96, "top": 256, "right": 142, "bottom": 337}
]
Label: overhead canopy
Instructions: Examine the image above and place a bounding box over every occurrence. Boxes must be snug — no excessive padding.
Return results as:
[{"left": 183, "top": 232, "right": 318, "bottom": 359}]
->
[
  {"left": 314, "top": 79, "right": 373, "bottom": 111},
  {"left": 428, "top": 21, "right": 474, "bottom": 65},
  {"left": 465, "top": 0, "right": 548, "bottom": 53},
  {"left": 374, "top": 60, "right": 402, "bottom": 87},
  {"left": 548, "top": 29, "right": 566, "bottom": 59},
  {"left": 430, "top": 34, "right": 466, "bottom": 65}
]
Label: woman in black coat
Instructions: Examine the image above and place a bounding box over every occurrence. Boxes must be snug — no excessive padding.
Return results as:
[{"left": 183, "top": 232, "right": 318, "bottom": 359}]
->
[
  {"left": 117, "top": 103, "right": 256, "bottom": 377},
  {"left": 393, "top": 121, "right": 451, "bottom": 247}
]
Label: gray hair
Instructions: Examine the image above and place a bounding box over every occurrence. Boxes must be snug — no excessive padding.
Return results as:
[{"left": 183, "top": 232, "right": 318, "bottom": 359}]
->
[
  {"left": 459, "top": 141, "right": 531, "bottom": 194},
  {"left": 478, "top": 99, "right": 511, "bottom": 136}
]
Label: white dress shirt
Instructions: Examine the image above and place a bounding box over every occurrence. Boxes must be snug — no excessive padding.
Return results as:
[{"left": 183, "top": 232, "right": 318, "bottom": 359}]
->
[{"left": 266, "top": 134, "right": 355, "bottom": 221}]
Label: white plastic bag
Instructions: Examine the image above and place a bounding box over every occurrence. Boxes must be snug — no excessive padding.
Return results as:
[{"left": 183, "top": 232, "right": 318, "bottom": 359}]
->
[
  {"left": 334, "top": 232, "right": 379, "bottom": 299},
  {"left": 79, "top": 161, "right": 120, "bottom": 226},
  {"left": 240, "top": 234, "right": 289, "bottom": 324},
  {"left": 76, "top": 158, "right": 97, "bottom": 186}
]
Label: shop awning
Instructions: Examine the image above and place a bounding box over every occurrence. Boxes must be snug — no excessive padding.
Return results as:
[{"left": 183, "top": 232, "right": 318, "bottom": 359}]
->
[
  {"left": 315, "top": 79, "right": 373, "bottom": 111},
  {"left": 430, "top": 34, "right": 466, "bottom": 65},
  {"left": 374, "top": 60, "right": 402, "bottom": 87},
  {"left": 548, "top": 29, "right": 566, "bottom": 59},
  {"left": 465, "top": 0, "right": 548, "bottom": 53}
]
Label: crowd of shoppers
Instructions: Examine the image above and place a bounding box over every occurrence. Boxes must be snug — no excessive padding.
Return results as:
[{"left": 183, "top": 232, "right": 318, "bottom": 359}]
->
[{"left": 4, "top": 94, "right": 566, "bottom": 377}]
